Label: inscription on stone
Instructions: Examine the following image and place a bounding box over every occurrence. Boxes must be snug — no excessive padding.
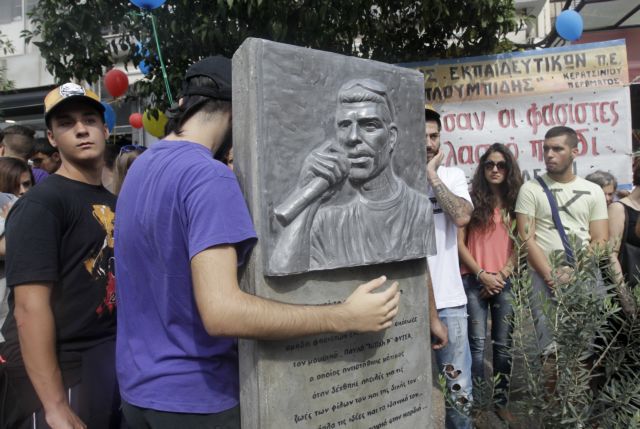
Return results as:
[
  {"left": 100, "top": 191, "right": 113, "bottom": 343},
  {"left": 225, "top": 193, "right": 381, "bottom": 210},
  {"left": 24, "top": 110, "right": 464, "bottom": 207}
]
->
[{"left": 280, "top": 313, "right": 427, "bottom": 429}]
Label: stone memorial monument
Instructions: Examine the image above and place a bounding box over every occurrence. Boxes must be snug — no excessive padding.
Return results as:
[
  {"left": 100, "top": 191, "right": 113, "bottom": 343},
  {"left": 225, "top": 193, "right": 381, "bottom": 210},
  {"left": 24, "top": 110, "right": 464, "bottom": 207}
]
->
[{"left": 233, "top": 38, "right": 436, "bottom": 429}]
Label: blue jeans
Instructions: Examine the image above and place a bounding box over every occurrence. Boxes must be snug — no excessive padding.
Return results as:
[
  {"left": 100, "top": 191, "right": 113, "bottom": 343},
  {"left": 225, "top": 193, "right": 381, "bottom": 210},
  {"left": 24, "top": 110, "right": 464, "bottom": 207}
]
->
[
  {"left": 529, "top": 271, "right": 556, "bottom": 355},
  {"left": 434, "top": 305, "right": 473, "bottom": 429},
  {"left": 463, "top": 274, "right": 513, "bottom": 406}
]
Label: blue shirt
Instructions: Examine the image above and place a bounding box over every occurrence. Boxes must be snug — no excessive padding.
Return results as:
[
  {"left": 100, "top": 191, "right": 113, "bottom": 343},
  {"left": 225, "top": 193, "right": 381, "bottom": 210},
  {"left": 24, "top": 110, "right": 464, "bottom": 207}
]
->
[{"left": 115, "top": 140, "right": 257, "bottom": 413}]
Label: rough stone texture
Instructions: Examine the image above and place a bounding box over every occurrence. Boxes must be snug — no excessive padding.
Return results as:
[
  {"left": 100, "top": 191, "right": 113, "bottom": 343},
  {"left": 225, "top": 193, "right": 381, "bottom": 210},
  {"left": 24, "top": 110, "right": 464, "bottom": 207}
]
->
[{"left": 233, "top": 38, "right": 433, "bottom": 429}]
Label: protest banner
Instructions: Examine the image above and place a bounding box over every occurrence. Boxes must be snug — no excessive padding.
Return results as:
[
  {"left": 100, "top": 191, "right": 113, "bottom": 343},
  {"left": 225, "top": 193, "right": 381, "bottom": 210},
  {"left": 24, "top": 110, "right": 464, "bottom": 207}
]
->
[{"left": 402, "top": 40, "right": 633, "bottom": 188}]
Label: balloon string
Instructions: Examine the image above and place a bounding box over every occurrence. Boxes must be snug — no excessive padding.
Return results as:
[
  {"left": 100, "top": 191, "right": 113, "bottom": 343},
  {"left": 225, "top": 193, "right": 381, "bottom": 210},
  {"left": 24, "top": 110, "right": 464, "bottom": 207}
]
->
[{"left": 148, "top": 12, "right": 173, "bottom": 105}]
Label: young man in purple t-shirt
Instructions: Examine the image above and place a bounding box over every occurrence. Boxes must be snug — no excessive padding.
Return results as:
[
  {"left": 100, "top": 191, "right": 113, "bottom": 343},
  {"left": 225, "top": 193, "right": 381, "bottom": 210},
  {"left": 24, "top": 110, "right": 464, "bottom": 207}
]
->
[{"left": 115, "top": 56, "right": 401, "bottom": 428}]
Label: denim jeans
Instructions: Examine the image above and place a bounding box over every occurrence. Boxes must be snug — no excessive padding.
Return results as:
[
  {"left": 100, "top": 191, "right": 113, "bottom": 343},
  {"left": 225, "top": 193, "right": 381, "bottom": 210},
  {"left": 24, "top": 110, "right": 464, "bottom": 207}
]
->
[
  {"left": 529, "top": 268, "right": 604, "bottom": 356},
  {"left": 434, "top": 305, "right": 473, "bottom": 429},
  {"left": 463, "top": 274, "right": 513, "bottom": 406},
  {"left": 529, "top": 271, "right": 556, "bottom": 355}
]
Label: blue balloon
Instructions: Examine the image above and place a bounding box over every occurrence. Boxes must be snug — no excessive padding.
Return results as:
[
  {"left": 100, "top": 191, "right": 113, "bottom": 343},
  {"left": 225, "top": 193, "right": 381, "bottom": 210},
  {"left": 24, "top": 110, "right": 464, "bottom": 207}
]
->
[
  {"left": 101, "top": 102, "right": 116, "bottom": 133},
  {"left": 131, "top": 0, "right": 166, "bottom": 10},
  {"left": 135, "top": 42, "right": 153, "bottom": 75},
  {"left": 555, "top": 10, "right": 583, "bottom": 42},
  {"left": 139, "top": 59, "right": 151, "bottom": 75}
]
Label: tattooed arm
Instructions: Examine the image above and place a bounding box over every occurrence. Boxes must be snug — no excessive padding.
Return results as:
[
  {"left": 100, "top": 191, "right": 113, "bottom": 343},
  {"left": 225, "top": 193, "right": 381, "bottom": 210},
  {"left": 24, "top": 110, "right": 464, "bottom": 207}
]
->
[{"left": 427, "top": 151, "right": 472, "bottom": 227}]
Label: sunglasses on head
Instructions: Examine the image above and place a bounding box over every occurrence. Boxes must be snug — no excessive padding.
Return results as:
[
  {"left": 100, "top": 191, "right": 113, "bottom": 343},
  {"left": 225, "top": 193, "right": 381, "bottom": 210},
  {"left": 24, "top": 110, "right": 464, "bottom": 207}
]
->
[
  {"left": 483, "top": 160, "right": 507, "bottom": 171},
  {"left": 119, "top": 145, "right": 147, "bottom": 155}
]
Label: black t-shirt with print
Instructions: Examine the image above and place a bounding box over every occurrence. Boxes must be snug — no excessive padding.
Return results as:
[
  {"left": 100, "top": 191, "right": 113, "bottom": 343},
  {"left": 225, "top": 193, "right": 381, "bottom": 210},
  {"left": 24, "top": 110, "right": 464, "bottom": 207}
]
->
[{"left": 0, "top": 174, "right": 117, "bottom": 368}]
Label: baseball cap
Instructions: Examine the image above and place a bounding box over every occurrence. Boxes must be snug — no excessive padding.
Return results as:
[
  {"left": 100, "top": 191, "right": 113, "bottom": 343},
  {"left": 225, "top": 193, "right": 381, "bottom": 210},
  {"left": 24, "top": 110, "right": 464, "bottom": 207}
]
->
[
  {"left": 44, "top": 83, "right": 104, "bottom": 125},
  {"left": 181, "top": 55, "right": 232, "bottom": 101}
]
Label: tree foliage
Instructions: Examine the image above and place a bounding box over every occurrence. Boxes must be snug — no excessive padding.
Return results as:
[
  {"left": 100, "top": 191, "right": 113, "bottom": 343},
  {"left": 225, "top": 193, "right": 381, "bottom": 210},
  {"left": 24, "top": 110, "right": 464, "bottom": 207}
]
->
[
  {"left": 23, "top": 0, "right": 519, "bottom": 109},
  {"left": 0, "top": 30, "right": 15, "bottom": 91}
]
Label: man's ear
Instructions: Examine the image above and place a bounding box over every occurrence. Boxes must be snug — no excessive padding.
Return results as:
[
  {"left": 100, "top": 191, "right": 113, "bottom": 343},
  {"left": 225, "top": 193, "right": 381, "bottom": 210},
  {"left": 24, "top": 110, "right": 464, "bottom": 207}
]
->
[
  {"left": 47, "top": 129, "right": 58, "bottom": 148},
  {"left": 571, "top": 145, "right": 579, "bottom": 158},
  {"left": 51, "top": 151, "right": 60, "bottom": 162},
  {"left": 389, "top": 123, "right": 398, "bottom": 152}
]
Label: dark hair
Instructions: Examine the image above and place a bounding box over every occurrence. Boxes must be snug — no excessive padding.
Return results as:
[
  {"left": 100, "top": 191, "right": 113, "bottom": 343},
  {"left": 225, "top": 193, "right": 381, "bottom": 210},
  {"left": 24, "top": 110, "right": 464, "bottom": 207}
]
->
[
  {"left": 425, "top": 110, "right": 441, "bottom": 131},
  {"left": 1, "top": 125, "right": 36, "bottom": 159},
  {"left": 165, "top": 75, "right": 232, "bottom": 136},
  {"left": 2, "top": 125, "right": 35, "bottom": 139},
  {"left": 544, "top": 126, "right": 578, "bottom": 148},
  {"left": 33, "top": 138, "right": 58, "bottom": 156},
  {"left": 468, "top": 143, "right": 523, "bottom": 232},
  {"left": 0, "top": 157, "right": 33, "bottom": 195}
]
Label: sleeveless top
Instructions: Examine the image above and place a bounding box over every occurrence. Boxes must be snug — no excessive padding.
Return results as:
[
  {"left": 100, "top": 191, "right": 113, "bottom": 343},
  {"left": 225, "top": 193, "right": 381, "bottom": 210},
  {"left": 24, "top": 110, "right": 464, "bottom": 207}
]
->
[{"left": 619, "top": 203, "right": 640, "bottom": 288}]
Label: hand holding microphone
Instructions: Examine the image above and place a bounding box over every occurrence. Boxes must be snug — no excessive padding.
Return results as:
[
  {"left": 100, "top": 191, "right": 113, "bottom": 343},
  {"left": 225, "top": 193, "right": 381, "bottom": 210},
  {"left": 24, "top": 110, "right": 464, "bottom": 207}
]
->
[{"left": 274, "top": 141, "right": 349, "bottom": 226}]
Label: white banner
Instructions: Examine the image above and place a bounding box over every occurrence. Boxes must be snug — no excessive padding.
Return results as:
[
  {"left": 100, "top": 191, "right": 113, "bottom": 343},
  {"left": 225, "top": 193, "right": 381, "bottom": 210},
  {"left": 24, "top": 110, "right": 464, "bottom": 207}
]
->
[
  {"left": 403, "top": 40, "right": 634, "bottom": 189},
  {"left": 437, "top": 87, "right": 632, "bottom": 188}
]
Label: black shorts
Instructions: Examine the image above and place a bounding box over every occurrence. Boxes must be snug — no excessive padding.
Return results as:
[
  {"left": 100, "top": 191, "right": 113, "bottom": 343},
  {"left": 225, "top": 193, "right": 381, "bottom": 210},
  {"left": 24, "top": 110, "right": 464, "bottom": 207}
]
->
[{"left": 122, "top": 401, "right": 241, "bottom": 429}]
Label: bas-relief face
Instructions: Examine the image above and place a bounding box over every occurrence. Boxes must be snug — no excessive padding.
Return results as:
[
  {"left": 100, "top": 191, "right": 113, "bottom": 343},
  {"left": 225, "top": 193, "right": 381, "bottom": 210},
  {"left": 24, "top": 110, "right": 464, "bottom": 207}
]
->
[{"left": 336, "top": 101, "right": 396, "bottom": 183}]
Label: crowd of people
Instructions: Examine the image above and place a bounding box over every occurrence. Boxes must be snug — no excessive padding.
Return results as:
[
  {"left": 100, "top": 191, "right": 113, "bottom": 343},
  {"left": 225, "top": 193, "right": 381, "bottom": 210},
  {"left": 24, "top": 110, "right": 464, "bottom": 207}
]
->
[{"left": 0, "top": 54, "right": 637, "bottom": 429}]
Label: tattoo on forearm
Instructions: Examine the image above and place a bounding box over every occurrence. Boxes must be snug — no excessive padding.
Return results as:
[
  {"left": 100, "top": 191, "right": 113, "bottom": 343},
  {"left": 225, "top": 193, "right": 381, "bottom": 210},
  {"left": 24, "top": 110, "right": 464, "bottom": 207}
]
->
[{"left": 431, "top": 179, "right": 472, "bottom": 222}]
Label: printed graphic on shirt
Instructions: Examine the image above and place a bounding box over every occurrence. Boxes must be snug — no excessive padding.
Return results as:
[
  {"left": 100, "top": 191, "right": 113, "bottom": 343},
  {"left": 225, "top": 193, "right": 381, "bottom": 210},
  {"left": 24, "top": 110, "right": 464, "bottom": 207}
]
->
[
  {"left": 83, "top": 204, "right": 116, "bottom": 316},
  {"left": 551, "top": 189, "right": 592, "bottom": 222}
]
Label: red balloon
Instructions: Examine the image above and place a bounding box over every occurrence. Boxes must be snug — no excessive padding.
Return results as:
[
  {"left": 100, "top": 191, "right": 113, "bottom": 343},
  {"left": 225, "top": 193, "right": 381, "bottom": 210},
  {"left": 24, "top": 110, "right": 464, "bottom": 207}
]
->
[
  {"left": 129, "top": 112, "right": 143, "bottom": 129},
  {"left": 104, "top": 69, "right": 129, "bottom": 98}
]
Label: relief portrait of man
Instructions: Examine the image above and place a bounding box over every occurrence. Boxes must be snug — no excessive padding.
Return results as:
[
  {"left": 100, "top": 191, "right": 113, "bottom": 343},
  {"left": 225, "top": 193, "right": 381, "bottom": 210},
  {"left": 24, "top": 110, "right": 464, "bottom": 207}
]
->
[{"left": 269, "top": 78, "right": 435, "bottom": 275}]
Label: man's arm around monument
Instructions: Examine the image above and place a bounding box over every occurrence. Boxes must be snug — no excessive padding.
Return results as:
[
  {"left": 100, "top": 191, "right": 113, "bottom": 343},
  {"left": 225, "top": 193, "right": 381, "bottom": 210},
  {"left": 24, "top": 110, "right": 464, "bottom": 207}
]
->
[{"left": 193, "top": 245, "right": 400, "bottom": 338}]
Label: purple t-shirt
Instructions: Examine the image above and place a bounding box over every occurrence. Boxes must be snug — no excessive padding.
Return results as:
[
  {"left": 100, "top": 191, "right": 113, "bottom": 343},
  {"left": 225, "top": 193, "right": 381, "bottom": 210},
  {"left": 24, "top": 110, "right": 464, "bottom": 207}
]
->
[
  {"left": 115, "top": 140, "right": 257, "bottom": 413},
  {"left": 32, "top": 167, "right": 49, "bottom": 184}
]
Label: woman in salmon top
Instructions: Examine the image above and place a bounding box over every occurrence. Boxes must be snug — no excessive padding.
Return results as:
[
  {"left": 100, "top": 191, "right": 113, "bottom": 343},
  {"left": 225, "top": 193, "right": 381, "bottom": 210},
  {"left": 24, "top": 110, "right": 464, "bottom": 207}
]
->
[{"left": 457, "top": 143, "right": 522, "bottom": 420}]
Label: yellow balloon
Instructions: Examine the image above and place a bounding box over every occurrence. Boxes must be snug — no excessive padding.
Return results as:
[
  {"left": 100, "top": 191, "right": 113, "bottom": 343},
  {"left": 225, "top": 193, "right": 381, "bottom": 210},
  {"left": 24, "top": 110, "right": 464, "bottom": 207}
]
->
[{"left": 142, "top": 110, "right": 168, "bottom": 138}]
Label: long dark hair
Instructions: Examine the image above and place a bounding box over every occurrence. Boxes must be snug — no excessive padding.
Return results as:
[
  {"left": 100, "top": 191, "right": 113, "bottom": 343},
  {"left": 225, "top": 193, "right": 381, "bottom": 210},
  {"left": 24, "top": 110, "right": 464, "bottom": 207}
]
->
[
  {"left": 468, "top": 143, "right": 522, "bottom": 232},
  {"left": 0, "top": 157, "right": 33, "bottom": 195}
]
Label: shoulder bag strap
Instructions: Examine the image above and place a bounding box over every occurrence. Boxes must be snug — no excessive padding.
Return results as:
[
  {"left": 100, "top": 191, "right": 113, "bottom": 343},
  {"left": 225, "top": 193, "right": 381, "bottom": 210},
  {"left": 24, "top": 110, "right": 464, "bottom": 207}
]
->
[{"left": 535, "top": 176, "right": 575, "bottom": 266}]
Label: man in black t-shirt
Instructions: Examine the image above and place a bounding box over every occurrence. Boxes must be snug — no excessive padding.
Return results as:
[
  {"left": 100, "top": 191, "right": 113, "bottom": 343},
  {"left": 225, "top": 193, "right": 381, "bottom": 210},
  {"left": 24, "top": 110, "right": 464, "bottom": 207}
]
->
[{"left": 0, "top": 83, "right": 119, "bottom": 429}]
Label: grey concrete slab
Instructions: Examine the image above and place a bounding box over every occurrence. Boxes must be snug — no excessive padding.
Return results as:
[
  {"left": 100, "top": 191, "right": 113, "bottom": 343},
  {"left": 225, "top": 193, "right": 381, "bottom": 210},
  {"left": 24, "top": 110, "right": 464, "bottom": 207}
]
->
[{"left": 233, "top": 38, "right": 434, "bottom": 429}]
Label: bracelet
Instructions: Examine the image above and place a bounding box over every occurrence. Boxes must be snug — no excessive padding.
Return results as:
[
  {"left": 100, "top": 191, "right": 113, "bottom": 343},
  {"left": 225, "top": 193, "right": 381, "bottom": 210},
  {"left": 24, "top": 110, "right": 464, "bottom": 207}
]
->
[{"left": 475, "top": 269, "right": 485, "bottom": 280}]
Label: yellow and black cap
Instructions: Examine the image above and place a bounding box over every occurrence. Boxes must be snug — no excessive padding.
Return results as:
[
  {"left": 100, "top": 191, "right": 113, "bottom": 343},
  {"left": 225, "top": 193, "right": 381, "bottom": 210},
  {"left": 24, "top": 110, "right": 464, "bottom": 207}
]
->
[{"left": 44, "top": 83, "right": 104, "bottom": 126}]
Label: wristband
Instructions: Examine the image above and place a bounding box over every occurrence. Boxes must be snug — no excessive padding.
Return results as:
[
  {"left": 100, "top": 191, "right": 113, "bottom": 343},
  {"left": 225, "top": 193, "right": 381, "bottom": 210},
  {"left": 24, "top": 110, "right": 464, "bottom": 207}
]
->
[{"left": 475, "top": 269, "right": 485, "bottom": 280}]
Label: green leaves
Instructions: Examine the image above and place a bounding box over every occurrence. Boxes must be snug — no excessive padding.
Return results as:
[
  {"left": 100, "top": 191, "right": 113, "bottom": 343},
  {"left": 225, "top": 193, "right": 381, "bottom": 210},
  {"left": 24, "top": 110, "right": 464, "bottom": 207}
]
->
[{"left": 23, "top": 0, "right": 518, "bottom": 110}]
